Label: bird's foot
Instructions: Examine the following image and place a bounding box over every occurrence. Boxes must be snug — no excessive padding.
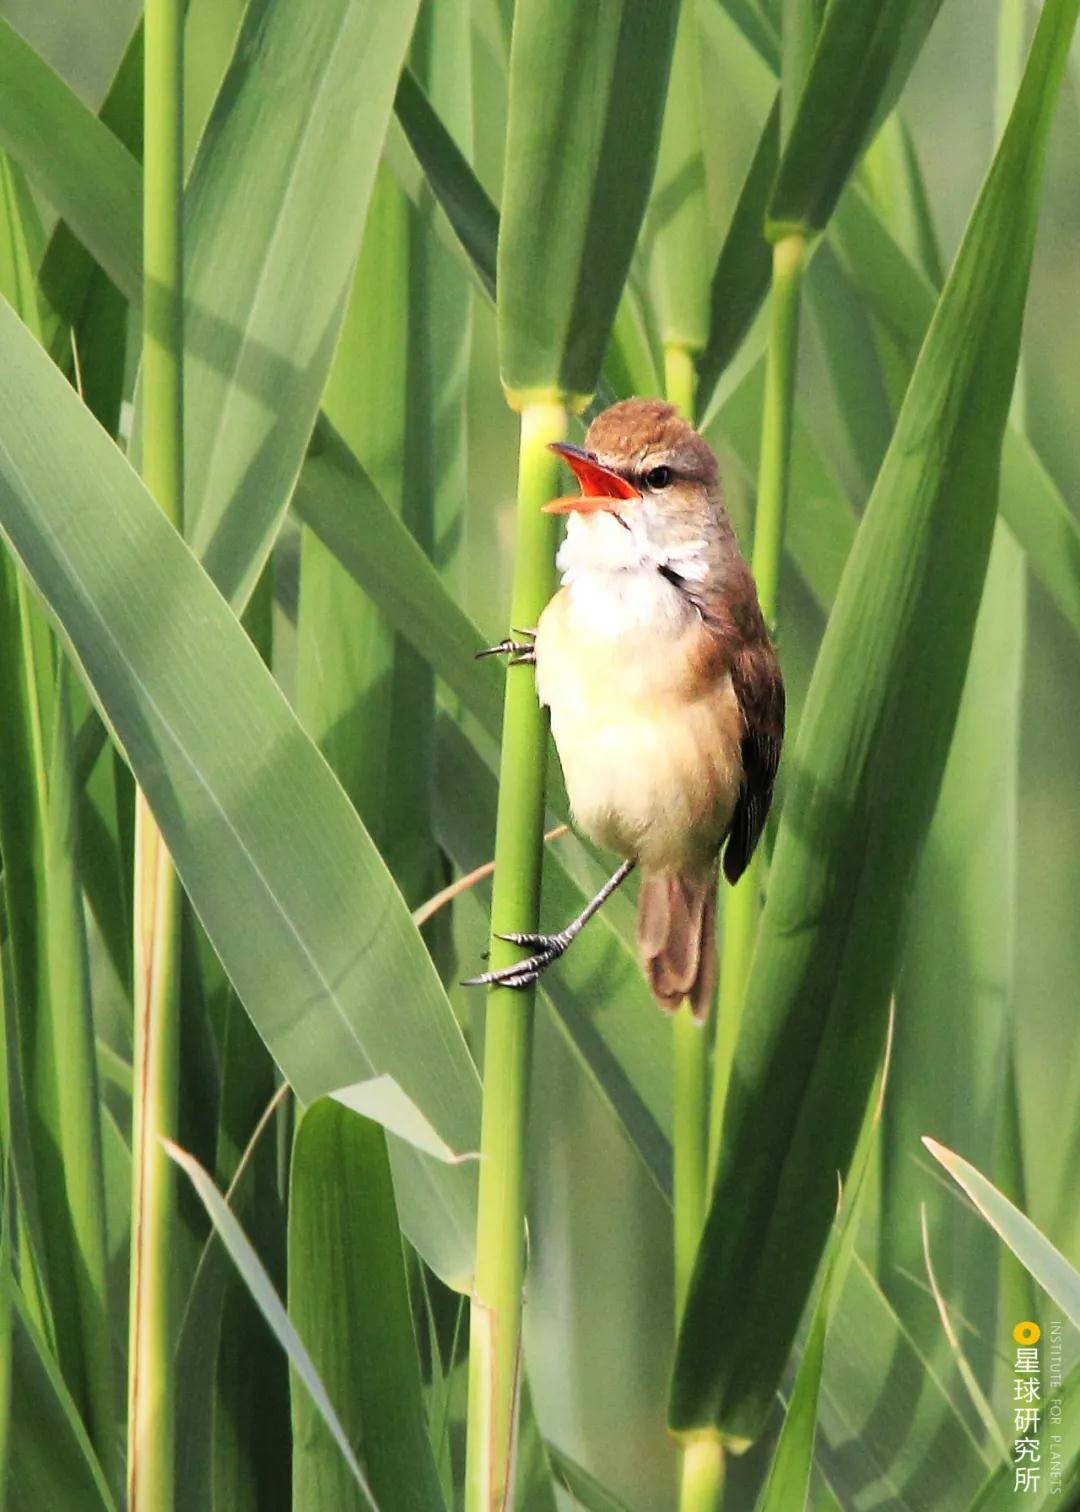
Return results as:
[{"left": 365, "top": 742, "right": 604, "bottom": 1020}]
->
[
  {"left": 475, "top": 627, "right": 536, "bottom": 666},
  {"left": 461, "top": 929, "right": 570, "bottom": 990}
]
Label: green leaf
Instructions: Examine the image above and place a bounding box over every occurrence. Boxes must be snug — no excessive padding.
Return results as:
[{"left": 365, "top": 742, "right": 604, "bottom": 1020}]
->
[
  {"left": 812, "top": 1255, "right": 994, "bottom": 1509},
  {"left": 767, "top": 0, "right": 946, "bottom": 240},
  {"left": 0, "top": 16, "right": 141, "bottom": 303},
  {"left": 296, "top": 165, "right": 410, "bottom": 850},
  {"left": 831, "top": 185, "right": 1080, "bottom": 642},
  {"left": 35, "top": 668, "right": 114, "bottom": 1483},
  {"left": 671, "top": 0, "right": 1078, "bottom": 1443},
  {"left": 880, "top": 529, "right": 1024, "bottom": 1387},
  {"left": 292, "top": 415, "right": 505, "bottom": 745},
  {"left": 288, "top": 1101, "right": 445, "bottom": 1512},
  {"left": 0, "top": 300, "right": 481, "bottom": 1287},
  {"left": 547, "top": 1445, "right": 633, "bottom": 1512},
  {"left": 165, "top": 1140, "right": 377, "bottom": 1508},
  {"left": 705, "top": 354, "right": 858, "bottom": 614},
  {"left": 175, "top": 0, "right": 422, "bottom": 612},
  {"left": 695, "top": 97, "right": 779, "bottom": 417},
  {"left": 2, "top": 0, "right": 422, "bottom": 616},
  {"left": 923, "top": 1140, "right": 1080, "bottom": 1332},
  {"left": 648, "top": 0, "right": 712, "bottom": 352},
  {"left": 498, "top": 0, "right": 679, "bottom": 404},
  {"left": 6, "top": 1282, "right": 115, "bottom": 1512},
  {"left": 394, "top": 65, "right": 496, "bottom": 300}
]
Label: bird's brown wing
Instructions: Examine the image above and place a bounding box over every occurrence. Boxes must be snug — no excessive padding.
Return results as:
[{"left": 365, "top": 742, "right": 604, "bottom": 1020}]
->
[
  {"left": 723, "top": 640, "right": 785, "bottom": 884},
  {"left": 660, "top": 556, "right": 786, "bottom": 884}
]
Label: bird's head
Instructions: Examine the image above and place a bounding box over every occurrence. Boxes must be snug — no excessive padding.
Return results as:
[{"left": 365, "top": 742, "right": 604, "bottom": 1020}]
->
[{"left": 544, "top": 399, "right": 729, "bottom": 577}]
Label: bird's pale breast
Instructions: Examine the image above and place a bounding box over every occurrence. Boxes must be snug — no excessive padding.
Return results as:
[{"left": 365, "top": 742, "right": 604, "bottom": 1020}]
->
[{"left": 535, "top": 572, "right": 744, "bottom": 872}]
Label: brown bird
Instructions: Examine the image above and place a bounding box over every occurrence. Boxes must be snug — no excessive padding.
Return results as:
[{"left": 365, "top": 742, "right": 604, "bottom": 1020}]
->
[{"left": 467, "top": 398, "right": 784, "bottom": 1017}]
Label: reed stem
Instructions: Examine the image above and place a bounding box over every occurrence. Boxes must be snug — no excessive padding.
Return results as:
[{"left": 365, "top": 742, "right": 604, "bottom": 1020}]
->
[
  {"left": 708, "top": 233, "right": 804, "bottom": 1183},
  {"left": 663, "top": 343, "right": 711, "bottom": 1319},
  {"left": 665, "top": 346, "right": 724, "bottom": 1512},
  {"left": 679, "top": 1436, "right": 727, "bottom": 1512},
  {"left": 465, "top": 400, "right": 566, "bottom": 1512},
  {"left": 128, "top": 0, "right": 183, "bottom": 1503}
]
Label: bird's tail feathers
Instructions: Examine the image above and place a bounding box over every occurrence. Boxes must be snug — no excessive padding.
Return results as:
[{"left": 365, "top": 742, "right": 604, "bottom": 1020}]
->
[{"left": 636, "top": 865, "right": 718, "bottom": 1021}]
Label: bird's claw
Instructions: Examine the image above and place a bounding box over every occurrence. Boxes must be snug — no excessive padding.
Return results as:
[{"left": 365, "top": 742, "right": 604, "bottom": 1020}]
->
[
  {"left": 475, "top": 628, "right": 537, "bottom": 666},
  {"left": 461, "top": 931, "right": 567, "bottom": 990}
]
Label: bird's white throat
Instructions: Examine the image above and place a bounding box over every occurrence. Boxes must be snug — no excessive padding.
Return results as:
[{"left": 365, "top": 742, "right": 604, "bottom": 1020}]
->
[{"left": 555, "top": 509, "right": 704, "bottom": 638}]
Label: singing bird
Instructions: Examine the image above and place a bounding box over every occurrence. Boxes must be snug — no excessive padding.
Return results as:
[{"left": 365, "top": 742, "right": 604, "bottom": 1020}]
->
[{"left": 467, "top": 398, "right": 784, "bottom": 1017}]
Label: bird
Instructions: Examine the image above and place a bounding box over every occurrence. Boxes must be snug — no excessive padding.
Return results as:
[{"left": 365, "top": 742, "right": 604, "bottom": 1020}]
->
[{"left": 466, "top": 397, "right": 784, "bottom": 1018}]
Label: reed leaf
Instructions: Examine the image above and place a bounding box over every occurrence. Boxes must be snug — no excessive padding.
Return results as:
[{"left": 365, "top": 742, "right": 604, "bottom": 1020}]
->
[
  {"left": 831, "top": 185, "right": 1080, "bottom": 642},
  {"left": 0, "top": 299, "right": 481, "bottom": 1286},
  {"left": 766, "top": 0, "right": 945, "bottom": 240},
  {"left": 0, "top": 16, "right": 141, "bottom": 304},
  {"left": 649, "top": 0, "right": 711, "bottom": 357},
  {"left": 672, "top": 0, "right": 1078, "bottom": 1443},
  {"left": 498, "top": 0, "right": 679, "bottom": 404},
  {"left": 924, "top": 1140, "right": 1080, "bottom": 1331},
  {"left": 166, "top": 1142, "right": 377, "bottom": 1508},
  {"left": 880, "top": 529, "right": 1023, "bottom": 1383},
  {"left": 6, "top": 1283, "right": 116, "bottom": 1512},
  {"left": 288, "top": 1102, "right": 445, "bottom": 1512}
]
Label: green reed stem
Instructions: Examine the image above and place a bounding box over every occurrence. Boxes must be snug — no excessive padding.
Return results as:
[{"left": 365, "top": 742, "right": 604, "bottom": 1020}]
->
[
  {"left": 664, "top": 343, "right": 710, "bottom": 1321},
  {"left": 465, "top": 400, "right": 566, "bottom": 1512},
  {"left": 128, "top": 0, "right": 183, "bottom": 1504},
  {"left": 673, "top": 1004, "right": 707, "bottom": 1318},
  {"left": 666, "top": 345, "right": 724, "bottom": 1512},
  {"left": 679, "top": 1436, "right": 727, "bottom": 1512},
  {"left": 708, "top": 232, "right": 804, "bottom": 1184}
]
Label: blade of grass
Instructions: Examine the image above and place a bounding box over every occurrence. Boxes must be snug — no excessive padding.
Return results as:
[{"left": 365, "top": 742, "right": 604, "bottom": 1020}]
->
[
  {"left": 0, "top": 16, "right": 142, "bottom": 302},
  {"left": 812, "top": 1254, "right": 994, "bottom": 1509},
  {"left": 922, "top": 1140, "right": 1080, "bottom": 1330},
  {"left": 650, "top": 0, "right": 711, "bottom": 364},
  {"left": 7, "top": 1279, "right": 116, "bottom": 1512},
  {"left": 0, "top": 297, "right": 483, "bottom": 1286},
  {"left": 394, "top": 67, "right": 496, "bottom": 301},
  {"left": 497, "top": 0, "right": 678, "bottom": 405},
  {"left": 0, "top": 235, "right": 56, "bottom": 1355},
  {"left": 288, "top": 1101, "right": 445, "bottom": 1512},
  {"left": 296, "top": 165, "right": 409, "bottom": 860},
  {"left": 674, "top": 0, "right": 1079, "bottom": 1443},
  {"left": 880, "top": 528, "right": 1023, "bottom": 1386},
  {"left": 918, "top": 1205, "right": 1010, "bottom": 1462},
  {"left": 38, "top": 668, "right": 115, "bottom": 1487},
  {"left": 165, "top": 1141, "right": 377, "bottom": 1508},
  {"left": 831, "top": 185, "right": 1080, "bottom": 642},
  {"left": 694, "top": 96, "right": 779, "bottom": 419},
  {"left": 766, "top": 0, "right": 946, "bottom": 240},
  {"left": 547, "top": 1447, "right": 634, "bottom": 1512},
  {"left": 172, "top": 0, "right": 423, "bottom": 614}
]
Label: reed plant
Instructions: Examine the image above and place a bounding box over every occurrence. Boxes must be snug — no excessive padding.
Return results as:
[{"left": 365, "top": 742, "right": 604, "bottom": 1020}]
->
[{"left": 0, "top": 1, "right": 1078, "bottom": 1508}]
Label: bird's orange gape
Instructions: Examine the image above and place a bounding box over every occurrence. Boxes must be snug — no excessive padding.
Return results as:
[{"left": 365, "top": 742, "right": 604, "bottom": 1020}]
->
[{"left": 541, "top": 442, "right": 639, "bottom": 514}]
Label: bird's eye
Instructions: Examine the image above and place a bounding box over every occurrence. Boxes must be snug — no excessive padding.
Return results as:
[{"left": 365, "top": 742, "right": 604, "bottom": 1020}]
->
[{"left": 646, "top": 465, "right": 673, "bottom": 490}]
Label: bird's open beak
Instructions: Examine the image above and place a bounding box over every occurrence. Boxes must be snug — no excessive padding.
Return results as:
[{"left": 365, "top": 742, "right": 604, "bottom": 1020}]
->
[{"left": 542, "top": 442, "right": 640, "bottom": 514}]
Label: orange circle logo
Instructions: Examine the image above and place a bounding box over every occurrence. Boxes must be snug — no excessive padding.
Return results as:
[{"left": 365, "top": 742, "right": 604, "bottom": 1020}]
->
[{"left": 1013, "top": 1321, "right": 1041, "bottom": 1345}]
